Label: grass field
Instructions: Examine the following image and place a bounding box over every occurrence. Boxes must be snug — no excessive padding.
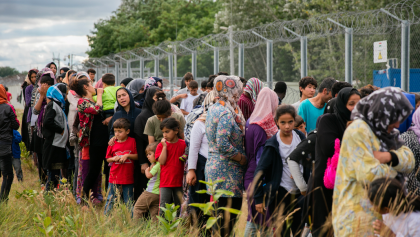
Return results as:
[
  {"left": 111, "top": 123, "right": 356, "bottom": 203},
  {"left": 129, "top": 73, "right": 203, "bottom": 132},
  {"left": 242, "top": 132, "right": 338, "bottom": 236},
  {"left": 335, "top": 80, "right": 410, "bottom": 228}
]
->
[{"left": 0, "top": 109, "right": 248, "bottom": 236}]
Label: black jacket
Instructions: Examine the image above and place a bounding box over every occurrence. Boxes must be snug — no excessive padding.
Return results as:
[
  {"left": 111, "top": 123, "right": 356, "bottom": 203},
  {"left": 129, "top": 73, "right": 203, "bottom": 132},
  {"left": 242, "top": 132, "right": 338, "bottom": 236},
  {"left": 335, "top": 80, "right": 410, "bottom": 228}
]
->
[
  {"left": 253, "top": 129, "right": 306, "bottom": 207},
  {"left": 0, "top": 103, "right": 20, "bottom": 156}
]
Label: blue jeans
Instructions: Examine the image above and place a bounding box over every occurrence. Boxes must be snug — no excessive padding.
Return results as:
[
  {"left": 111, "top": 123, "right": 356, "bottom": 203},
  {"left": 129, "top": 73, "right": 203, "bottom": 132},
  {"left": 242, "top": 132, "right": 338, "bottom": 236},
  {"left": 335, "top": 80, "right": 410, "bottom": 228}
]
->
[
  {"left": 244, "top": 221, "right": 272, "bottom": 237},
  {"left": 104, "top": 183, "right": 134, "bottom": 215}
]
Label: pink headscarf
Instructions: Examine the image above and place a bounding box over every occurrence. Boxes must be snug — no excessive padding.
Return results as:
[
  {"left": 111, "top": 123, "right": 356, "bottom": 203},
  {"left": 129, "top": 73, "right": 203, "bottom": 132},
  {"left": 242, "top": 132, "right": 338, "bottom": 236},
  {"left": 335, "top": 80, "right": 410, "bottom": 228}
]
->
[
  {"left": 409, "top": 107, "right": 420, "bottom": 143},
  {"left": 94, "top": 78, "right": 103, "bottom": 89},
  {"left": 249, "top": 87, "right": 278, "bottom": 138}
]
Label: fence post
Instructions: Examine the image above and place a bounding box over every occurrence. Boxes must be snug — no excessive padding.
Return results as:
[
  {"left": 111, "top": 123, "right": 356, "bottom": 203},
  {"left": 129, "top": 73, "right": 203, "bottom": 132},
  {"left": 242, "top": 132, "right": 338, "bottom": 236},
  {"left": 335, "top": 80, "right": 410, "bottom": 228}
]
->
[
  {"left": 179, "top": 44, "right": 197, "bottom": 79},
  {"left": 238, "top": 44, "right": 244, "bottom": 78},
  {"left": 201, "top": 40, "right": 219, "bottom": 75},
  {"left": 301, "top": 36, "right": 308, "bottom": 78},
  {"left": 327, "top": 18, "right": 353, "bottom": 84},
  {"left": 252, "top": 31, "right": 273, "bottom": 88},
  {"left": 380, "top": 8, "right": 410, "bottom": 92},
  {"left": 140, "top": 58, "right": 144, "bottom": 79},
  {"left": 168, "top": 53, "right": 174, "bottom": 98}
]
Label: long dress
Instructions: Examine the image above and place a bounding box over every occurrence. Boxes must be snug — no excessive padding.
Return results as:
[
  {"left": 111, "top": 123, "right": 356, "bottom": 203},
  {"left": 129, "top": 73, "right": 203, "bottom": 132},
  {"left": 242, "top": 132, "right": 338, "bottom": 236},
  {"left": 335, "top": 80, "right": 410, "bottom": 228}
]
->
[{"left": 332, "top": 119, "right": 414, "bottom": 237}]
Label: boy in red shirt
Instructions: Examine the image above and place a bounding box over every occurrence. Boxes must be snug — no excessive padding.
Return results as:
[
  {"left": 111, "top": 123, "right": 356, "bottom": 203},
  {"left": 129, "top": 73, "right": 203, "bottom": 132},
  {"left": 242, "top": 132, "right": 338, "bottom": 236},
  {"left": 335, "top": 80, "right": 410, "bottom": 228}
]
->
[{"left": 104, "top": 118, "right": 138, "bottom": 215}]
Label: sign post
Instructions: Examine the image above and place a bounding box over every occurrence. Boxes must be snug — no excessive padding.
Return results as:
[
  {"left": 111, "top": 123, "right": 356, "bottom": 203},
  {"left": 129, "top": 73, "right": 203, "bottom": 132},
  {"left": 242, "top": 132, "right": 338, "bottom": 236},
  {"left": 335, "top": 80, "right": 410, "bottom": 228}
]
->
[{"left": 374, "top": 41, "right": 387, "bottom": 63}]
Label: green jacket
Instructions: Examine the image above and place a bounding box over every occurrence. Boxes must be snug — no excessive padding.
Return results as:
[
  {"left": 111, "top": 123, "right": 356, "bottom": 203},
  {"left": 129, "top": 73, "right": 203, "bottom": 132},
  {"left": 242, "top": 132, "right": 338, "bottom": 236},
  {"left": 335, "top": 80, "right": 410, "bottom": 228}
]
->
[{"left": 93, "top": 86, "right": 121, "bottom": 111}]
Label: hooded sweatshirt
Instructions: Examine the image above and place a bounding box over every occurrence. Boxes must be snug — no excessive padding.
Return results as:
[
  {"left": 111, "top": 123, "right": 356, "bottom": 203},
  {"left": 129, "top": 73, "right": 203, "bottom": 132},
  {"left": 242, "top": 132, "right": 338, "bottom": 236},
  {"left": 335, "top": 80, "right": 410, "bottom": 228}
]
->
[
  {"left": 0, "top": 85, "right": 20, "bottom": 156},
  {"left": 109, "top": 87, "right": 141, "bottom": 139}
]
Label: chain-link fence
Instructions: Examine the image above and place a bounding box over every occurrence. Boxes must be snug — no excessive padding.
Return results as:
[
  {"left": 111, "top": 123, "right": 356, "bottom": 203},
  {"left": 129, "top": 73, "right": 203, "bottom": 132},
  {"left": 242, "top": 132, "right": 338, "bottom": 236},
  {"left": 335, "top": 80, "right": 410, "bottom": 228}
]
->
[{"left": 82, "top": 0, "right": 420, "bottom": 104}]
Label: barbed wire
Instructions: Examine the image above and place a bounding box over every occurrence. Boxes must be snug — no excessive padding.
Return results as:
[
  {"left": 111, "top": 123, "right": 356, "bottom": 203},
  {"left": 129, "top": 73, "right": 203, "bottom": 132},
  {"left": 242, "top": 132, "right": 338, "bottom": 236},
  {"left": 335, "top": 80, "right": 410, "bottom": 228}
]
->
[{"left": 86, "top": 0, "right": 420, "bottom": 65}]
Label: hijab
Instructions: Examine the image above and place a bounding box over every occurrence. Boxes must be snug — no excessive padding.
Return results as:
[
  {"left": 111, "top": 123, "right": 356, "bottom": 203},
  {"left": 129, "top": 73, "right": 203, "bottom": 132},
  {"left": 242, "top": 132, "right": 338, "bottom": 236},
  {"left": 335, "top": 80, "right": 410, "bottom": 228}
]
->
[
  {"left": 76, "top": 71, "right": 89, "bottom": 80},
  {"left": 249, "top": 87, "right": 279, "bottom": 139},
  {"left": 23, "top": 69, "right": 38, "bottom": 88},
  {"left": 134, "top": 86, "right": 161, "bottom": 138},
  {"left": 38, "top": 69, "right": 56, "bottom": 87},
  {"left": 196, "top": 91, "right": 217, "bottom": 122},
  {"left": 214, "top": 75, "right": 246, "bottom": 131},
  {"left": 0, "top": 85, "right": 7, "bottom": 104},
  {"left": 112, "top": 87, "right": 141, "bottom": 138},
  {"left": 46, "top": 83, "right": 67, "bottom": 112},
  {"left": 351, "top": 87, "right": 413, "bottom": 151},
  {"left": 408, "top": 107, "right": 420, "bottom": 144},
  {"left": 244, "top": 77, "right": 264, "bottom": 104},
  {"left": 120, "top": 78, "right": 134, "bottom": 87},
  {"left": 127, "top": 79, "right": 146, "bottom": 100},
  {"left": 144, "top": 77, "right": 163, "bottom": 90},
  {"left": 334, "top": 87, "right": 360, "bottom": 133}
]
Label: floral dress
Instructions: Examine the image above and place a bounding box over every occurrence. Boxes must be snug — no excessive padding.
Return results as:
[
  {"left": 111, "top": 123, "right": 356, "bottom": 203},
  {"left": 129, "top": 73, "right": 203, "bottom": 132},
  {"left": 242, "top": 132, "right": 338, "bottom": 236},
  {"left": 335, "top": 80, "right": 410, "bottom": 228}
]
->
[
  {"left": 77, "top": 98, "right": 102, "bottom": 147},
  {"left": 205, "top": 102, "right": 245, "bottom": 198},
  {"left": 332, "top": 119, "right": 414, "bottom": 236}
]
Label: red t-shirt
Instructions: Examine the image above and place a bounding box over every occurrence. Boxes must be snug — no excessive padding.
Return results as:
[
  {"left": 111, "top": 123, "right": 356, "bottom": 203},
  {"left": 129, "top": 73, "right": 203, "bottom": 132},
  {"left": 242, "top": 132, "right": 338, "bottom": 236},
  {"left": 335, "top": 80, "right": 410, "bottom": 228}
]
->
[
  {"left": 106, "top": 137, "right": 137, "bottom": 185},
  {"left": 155, "top": 139, "right": 186, "bottom": 188},
  {"left": 6, "top": 92, "right": 11, "bottom": 102}
]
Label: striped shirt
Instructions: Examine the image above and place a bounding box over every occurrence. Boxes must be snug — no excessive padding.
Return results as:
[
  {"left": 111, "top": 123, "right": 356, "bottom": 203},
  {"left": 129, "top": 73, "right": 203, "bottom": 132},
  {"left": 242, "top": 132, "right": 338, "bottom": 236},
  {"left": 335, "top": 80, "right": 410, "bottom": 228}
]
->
[
  {"left": 238, "top": 94, "right": 254, "bottom": 121},
  {"left": 146, "top": 162, "right": 161, "bottom": 195}
]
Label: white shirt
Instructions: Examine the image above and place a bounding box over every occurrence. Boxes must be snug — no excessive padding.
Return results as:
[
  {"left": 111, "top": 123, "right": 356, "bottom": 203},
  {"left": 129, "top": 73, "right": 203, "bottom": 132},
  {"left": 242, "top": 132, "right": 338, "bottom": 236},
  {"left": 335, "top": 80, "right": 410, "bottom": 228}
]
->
[
  {"left": 292, "top": 100, "right": 302, "bottom": 111},
  {"left": 276, "top": 130, "right": 302, "bottom": 194},
  {"left": 383, "top": 212, "right": 420, "bottom": 237},
  {"left": 180, "top": 93, "right": 200, "bottom": 117},
  {"left": 188, "top": 120, "right": 208, "bottom": 170}
]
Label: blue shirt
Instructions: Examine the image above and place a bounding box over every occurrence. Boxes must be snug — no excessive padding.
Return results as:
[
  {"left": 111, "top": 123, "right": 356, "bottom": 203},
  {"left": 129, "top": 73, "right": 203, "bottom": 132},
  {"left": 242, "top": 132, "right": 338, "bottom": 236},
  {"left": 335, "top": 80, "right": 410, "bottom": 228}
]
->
[{"left": 298, "top": 99, "right": 326, "bottom": 133}]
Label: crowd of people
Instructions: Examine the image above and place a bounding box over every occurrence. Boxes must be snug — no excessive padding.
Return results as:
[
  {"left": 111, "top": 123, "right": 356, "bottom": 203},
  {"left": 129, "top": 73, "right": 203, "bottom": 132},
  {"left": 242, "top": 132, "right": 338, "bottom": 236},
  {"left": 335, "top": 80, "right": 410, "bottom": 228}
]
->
[{"left": 1, "top": 61, "right": 420, "bottom": 236}]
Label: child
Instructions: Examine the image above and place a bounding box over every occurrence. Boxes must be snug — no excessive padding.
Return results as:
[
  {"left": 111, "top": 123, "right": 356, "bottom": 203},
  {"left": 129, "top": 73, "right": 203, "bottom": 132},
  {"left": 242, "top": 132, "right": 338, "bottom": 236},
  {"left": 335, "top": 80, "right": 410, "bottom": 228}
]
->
[
  {"left": 133, "top": 142, "right": 160, "bottom": 220},
  {"left": 93, "top": 73, "right": 121, "bottom": 120},
  {"left": 170, "top": 72, "right": 202, "bottom": 105},
  {"left": 180, "top": 80, "right": 200, "bottom": 117},
  {"left": 369, "top": 178, "right": 420, "bottom": 236},
  {"left": 155, "top": 117, "right": 186, "bottom": 216},
  {"left": 12, "top": 130, "right": 23, "bottom": 182},
  {"left": 5, "top": 86, "right": 12, "bottom": 102},
  {"left": 104, "top": 118, "right": 138, "bottom": 215},
  {"left": 294, "top": 115, "right": 306, "bottom": 137}
]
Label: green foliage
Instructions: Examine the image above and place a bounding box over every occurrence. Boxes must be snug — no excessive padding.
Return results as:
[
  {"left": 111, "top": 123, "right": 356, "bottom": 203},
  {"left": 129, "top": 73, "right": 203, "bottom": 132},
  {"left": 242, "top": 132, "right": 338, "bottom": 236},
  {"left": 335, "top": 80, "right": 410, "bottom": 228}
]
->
[
  {"left": 33, "top": 212, "right": 54, "bottom": 237},
  {"left": 189, "top": 179, "right": 242, "bottom": 230},
  {"left": 156, "top": 203, "right": 182, "bottom": 235},
  {"left": 0, "top": 66, "right": 19, "bottom": 78},
  {"left": 15, "top": 189, "right": 39, "bottom": 203}
]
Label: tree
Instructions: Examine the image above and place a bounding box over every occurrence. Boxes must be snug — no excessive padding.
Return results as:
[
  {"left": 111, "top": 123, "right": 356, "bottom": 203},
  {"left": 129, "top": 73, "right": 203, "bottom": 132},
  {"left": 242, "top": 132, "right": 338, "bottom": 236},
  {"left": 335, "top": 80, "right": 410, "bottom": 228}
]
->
[{"left": 0, "top": 66, "right": 20, "bottom": 78}]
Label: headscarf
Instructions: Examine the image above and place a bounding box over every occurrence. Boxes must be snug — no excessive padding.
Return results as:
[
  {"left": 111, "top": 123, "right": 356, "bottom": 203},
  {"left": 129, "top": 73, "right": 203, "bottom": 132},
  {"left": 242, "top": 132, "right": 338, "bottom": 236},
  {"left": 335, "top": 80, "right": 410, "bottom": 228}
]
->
[
  {"left": 351, "top": 87, "right": 413, "bottom": 151},
  {"left": 196, "top": 91, "right": 217, "bottom": 122},
  {"left": 244, "top": 77, "right": 264, "bottom": 104},
  {"left": 46, "top": 83, "right": 67, "bottom": 112},
  {"left": 31, "top": 67, "right": 51, "bottom": 106},
  {"left": 76, "top": 71, "right": 89, "bottom": 80},
  {"left": 23, "top": 69, "right": 38, "bottom": 87},
  {"left": 60, "top": 67, "right": 70, "bottom": 73},
  {"left": 0, "top": 84, "right": 7, "bottom": 104},
  {"left": 112, "top": 87, "right": 141, "bottom": 138},
  {"left": 127, "top": 79, "right": 146, "bottom": 99},
  {"left": 134, "top": 86, "right": 161, "bottom": 142},
  {"left": 120, "top": 78, "right": 134, "bottom": 87},
  {"left": 38, "top": 69, "right": 56, "bottom": 87},
  {"left": 94, "top": 78, "right": 103, "bottom": 89},
  {"left": 46, "top": 62, "right": 57, "bottom": 69},
  {"left": 144, "top": 77, "right": 163, "bottom": 90},
  {"left": 214, "top": 75, "right": 246, "bottom": 130},
  {"left": 249, "top": 87, "right": 279, "bottom": 138},
  {"left": 408, "top": 107, "right": 420, "bottom": 144},
  {"left": 334, "top": 87, "right": 360, "bottom": 133}
]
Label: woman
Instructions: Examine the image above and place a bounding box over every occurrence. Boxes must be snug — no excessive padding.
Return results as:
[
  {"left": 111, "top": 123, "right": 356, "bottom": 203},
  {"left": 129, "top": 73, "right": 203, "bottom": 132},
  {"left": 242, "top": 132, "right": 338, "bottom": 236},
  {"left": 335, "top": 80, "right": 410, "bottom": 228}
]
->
[
  {"left": 120, "top": 77, "right": 134, "bottom": 88},
  {"left": 69, "top": 72, "right": 105, "bottom": 204},
  {"left": 134, "top": 86, "right": 161, "bottom": 200},
  {"left": 21, "top": 69, "right": 38, "bottom": 150},
  {"left": 302, "top": 87, "right": 361, "bottom": 237},
  {"left": 243, "top": 88, "right": 278, "bottom": 236},
  {"left": 46, "top": 62, "right": 57, "bottom": 76},
  {"left": 238, "top": 77, "right": 263, "bottom": 121},
  {"left": 127, "top": 79, "right": 146, "bottom": 107},
  {"left": 401, "top": 108, "right": 420, "bottom": 195},
  {"left": 332, "top": 87, "right": 415, "bottom": 236},
  {"left": 42, "top": 84, "right": 69, "bottom": 191},
  {"left": 205, "top": 75, "right": 247, "bottom": 237}
]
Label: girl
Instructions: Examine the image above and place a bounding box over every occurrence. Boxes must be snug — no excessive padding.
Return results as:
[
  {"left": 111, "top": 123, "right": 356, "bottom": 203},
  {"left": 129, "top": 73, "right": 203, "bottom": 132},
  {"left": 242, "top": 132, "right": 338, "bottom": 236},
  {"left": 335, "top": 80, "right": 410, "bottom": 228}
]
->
[
  {"left": 332, "top": 87, "right": 414, "bottom": 236},
  {"left": 144, "top": 91, "right": 185, "bottom": 144},
  {"left": 253, "top": 105, "right": 306, "bottom": 237},
  {"left": 42, "top": 83, "right": 69, "bottom": 191},
  {"left": 368, "top": 178, "right": 420, "bottom": 237},
  {"left": 70, "top": 72, "right": 105, "bottom": 204},
  {"left": 155, "top": 117, "right": 186, "bottom": 216},
  {"left": 21, "top": 69, "right": 38, "bottom": 150}
]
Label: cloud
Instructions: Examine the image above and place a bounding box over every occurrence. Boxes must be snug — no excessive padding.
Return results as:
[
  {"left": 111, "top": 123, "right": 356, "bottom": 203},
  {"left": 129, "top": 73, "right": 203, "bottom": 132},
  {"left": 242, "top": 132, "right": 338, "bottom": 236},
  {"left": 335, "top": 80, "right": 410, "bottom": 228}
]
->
[{"left": 0, "top": 0, "right": 121, "bottom": 72}]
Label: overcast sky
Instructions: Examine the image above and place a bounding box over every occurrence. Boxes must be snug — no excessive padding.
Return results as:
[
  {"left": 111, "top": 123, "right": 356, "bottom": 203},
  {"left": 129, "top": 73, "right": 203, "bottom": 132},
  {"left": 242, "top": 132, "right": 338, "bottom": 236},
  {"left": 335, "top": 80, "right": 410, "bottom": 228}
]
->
[{"left": 0, "top": 0, "right": 121, "bottom": 72}]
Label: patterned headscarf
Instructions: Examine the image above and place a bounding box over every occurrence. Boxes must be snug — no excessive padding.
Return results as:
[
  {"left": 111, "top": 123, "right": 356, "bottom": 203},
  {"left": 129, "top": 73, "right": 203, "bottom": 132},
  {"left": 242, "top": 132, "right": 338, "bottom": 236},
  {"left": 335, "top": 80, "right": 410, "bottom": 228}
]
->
[
  {"left": 39, "top": 70, "right": 57, "bottom": 87},
  {"left": 249, "top": 87, "right": 279, "bottom": 138},
  {"left": 76, "top": 71, "right": 89, "bottom": 80},
  {"left": 408, "top": 107, "right": 420, "bottom": 144},
  {"left": 144, "top": 77, "right": 163, "bottom": 90},
  {"left": 351, "top": 87, "right": 413, "bottom": 151},
  {"left": 197, "top": 91, "right": 217, "bottom": 122},
  {"left": 46, "top": 83, "right": 67, "bottom": 112},
  {"left": 244, "top": 77, "right": 264, "bottom": 104},
  {"left": 214, "top": 75, "right": 246, "bottom": 131}
]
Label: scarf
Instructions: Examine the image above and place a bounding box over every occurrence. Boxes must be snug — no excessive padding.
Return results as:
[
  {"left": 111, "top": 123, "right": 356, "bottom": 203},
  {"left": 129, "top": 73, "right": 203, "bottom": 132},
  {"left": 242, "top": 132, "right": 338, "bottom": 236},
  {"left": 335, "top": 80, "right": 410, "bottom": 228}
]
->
[
  {"left": 244, "top": 77, "right": 264, "bottom": 104},
  {"left": 408, "top": 107, "right": 420, "bottom": 144},
  {"left": 38, "top": 70, "right": 57, "bottom": 87},
  {"left": 351, "top": 87, "right": 413, "bottom": 151},
  {"left": 120, "top": 78, "right": 134, "bottom": 87},
  {"left": 46, "top": 83, "right": 67, "bottom": 112},
  {"left": 134, "top": 86, "right": 161, "bottom": 138},
  {"left": 31, "top": 67, "right": 51, "bottom": 106},
  {"left": 334, "top": 87, "right": 360, "bottom": 133},
  {"left": 0, "top": 85, "right": 7, "bottom": 104},
  {"left": 127, "top": 79, "right": 146, "bottom": 99},
  {"left": 76, "top": 71, "right": 89, "bottom": 80},
  {"left": 214, "top": 75, "right": 246, "bottom": 131},
  {"left": 144, "top": 77, "right": 163, "bottom": 90},
  {"left": 249, "top": 87, "right": 279, "bottom": 138}
]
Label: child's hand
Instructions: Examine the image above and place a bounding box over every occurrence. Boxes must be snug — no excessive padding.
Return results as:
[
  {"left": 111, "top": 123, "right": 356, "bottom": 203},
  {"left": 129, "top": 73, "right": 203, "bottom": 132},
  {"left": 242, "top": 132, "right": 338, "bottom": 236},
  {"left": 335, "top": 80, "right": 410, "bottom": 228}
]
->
[
  {"left": 161, "top": 138, "right": 167, "bottom": 147},
  {"left": 103, "top": 117, "right": 112, "bottom": 126},
  {"left": 119, "top": 154, "right": 129, "bottom": 163}
]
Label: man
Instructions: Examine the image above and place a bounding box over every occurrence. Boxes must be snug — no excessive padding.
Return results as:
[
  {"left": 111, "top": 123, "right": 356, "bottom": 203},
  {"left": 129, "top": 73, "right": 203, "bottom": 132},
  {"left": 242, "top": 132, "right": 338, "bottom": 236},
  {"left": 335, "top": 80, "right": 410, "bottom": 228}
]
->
[
  {"left": 87, "top": 69, "right": 96, "bottom": 82},
  {"left": 324, "top": 81, "right": 352, "bottom": 114},
  {"left": 298, "top": 77, "right": 335, "bottom": 133},
  {"left": 292, "top": 76, "right": 318, "bottom": 110},
  {"left": 170, "top": 72, "right": 202, "bottom": 106},
  {"left": 274, "top": 81, "right": 287, "bottom": 105}
]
